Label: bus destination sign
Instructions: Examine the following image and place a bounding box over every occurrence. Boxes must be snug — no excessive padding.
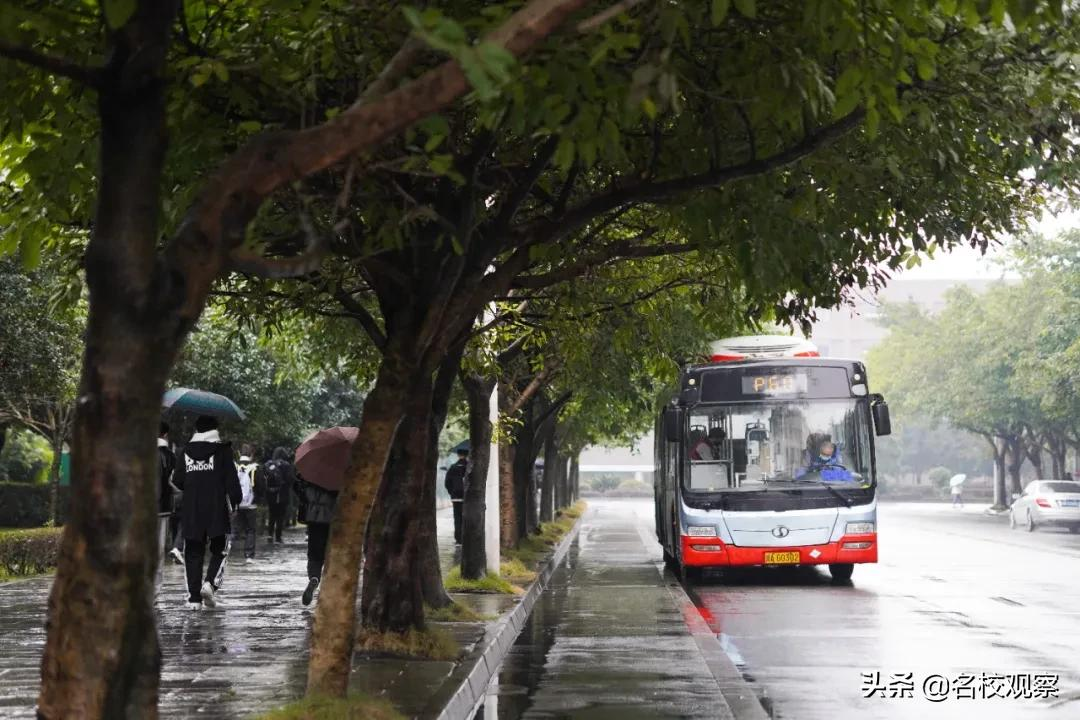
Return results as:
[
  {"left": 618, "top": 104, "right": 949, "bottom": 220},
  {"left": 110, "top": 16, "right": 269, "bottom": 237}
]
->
[
  {"left": 698, "top": 365, "right": 852, "bottom": 401},
  {"left": 740, "top": 373, "right": 808, "bottom": 396}
]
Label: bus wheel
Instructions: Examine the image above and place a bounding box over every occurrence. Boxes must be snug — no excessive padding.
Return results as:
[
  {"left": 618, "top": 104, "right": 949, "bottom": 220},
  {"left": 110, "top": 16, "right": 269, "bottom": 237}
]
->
[
  {"left": 829, "top": 563, "right": 854, "bottom": 582},
  {"left": 681, "top": 564, "right": 702, "bottom": 583}
]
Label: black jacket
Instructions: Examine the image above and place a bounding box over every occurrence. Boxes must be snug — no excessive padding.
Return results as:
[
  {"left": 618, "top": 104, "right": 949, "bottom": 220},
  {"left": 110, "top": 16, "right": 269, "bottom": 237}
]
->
[
  {"left": 294, "top": 476, "right": 337, "bottom": 525},
  {"left": 175, "top": 435, "right": 242, "bottom": 539},
  {"left": 444, "top": 458, "right": 468, "bottom": 500},
  {"left": 157, "top": 442, "right": 176, "bottom": 514}
]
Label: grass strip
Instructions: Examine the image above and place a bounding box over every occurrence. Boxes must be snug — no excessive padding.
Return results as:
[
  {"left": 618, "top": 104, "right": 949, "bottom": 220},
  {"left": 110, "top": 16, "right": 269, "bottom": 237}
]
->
[
  {"left": 354, "top": 626, "right": 460, "bottom": 661},
  {"left": 254, "top": 693, "right": 404, "bottom": 720}
]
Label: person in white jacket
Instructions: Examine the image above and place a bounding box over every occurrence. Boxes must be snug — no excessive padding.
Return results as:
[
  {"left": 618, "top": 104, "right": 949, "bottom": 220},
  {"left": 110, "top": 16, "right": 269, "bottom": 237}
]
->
[{"left": 235, "top": 444, "right": 260, "bottom": 562}]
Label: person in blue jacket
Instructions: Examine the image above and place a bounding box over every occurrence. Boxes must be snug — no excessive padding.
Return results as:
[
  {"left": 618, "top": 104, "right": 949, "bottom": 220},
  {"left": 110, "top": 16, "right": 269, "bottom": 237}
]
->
[{"left": 796, "top": 433, "right": 848, "bottom": 480}]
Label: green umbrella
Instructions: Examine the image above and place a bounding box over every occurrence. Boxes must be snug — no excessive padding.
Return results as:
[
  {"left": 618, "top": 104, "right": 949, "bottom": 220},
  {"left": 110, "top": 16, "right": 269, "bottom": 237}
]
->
[{"left": 162, "top": 388, "right": 246, "bottom": 421}]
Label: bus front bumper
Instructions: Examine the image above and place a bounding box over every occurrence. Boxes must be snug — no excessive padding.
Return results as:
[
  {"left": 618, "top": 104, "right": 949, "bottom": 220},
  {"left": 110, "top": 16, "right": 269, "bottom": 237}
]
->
[{"left": 680, "top": 533, "right": 877, "bottom": 567}]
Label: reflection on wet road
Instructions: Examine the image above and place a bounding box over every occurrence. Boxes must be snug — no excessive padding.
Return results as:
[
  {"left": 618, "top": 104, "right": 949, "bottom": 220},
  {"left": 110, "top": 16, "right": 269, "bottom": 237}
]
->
[
  {"left": 486, "top": 499, "right": 1080, "bottom": 720},
  {"left": 690, "top": 502, "right": 1080, "bottom": 719}
]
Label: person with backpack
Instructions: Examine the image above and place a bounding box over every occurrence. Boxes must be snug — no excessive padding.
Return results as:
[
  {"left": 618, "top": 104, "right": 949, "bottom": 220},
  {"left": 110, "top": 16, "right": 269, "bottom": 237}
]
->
[
  {"left": 294, "top": 471, "right": 338, "bottom": 606},
  {"left": 444, "top": 448, "right": 469, "bottom": 545},
  {"left": 174, "top": 416, "right": 242, "bottom": 609},
  {"left": 263, "top": 447, "right": 295, "bottom": 544},
  {"left": 234, "top": 444, "right": 260, "bottom": 562}
]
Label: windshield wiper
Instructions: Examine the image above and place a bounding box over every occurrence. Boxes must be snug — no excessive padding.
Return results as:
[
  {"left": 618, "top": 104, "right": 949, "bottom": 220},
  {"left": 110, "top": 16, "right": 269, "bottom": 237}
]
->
[{"left": 789, "top": 478, "right": 853, "bottom": 507}]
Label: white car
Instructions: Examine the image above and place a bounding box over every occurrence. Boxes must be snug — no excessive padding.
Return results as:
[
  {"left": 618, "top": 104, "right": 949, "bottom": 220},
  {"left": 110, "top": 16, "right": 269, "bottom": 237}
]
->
[{"left": 1009, "top": 480, "right": 1080, "bottom": 533}]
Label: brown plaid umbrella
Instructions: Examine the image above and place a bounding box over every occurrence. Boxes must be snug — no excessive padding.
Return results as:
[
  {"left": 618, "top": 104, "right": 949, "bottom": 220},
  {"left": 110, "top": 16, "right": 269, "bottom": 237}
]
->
[{"left": 294, "top": 426, "right": 359, "bottom": 491}]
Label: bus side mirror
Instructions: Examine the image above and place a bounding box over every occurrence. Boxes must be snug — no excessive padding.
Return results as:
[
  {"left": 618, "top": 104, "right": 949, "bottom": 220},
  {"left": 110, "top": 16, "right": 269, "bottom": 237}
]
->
[
  {"left": 871, "top": 396, "right": 891, "bottom": 436},
  {"left": 664, "top": 406, "right": 684, "bottom": 442}
]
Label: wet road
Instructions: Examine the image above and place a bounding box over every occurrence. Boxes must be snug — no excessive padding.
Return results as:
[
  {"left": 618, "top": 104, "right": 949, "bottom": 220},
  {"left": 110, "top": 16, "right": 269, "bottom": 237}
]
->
[
  {"left": 486, "top": 499, "right": 1080, "bottom": 720},
  {"left": 687, "top": 501, "right": 1080, "bottom": 719}
]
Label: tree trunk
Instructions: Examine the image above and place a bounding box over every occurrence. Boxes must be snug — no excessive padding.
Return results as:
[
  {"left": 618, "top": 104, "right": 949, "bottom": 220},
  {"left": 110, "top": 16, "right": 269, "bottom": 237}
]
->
[
  {"left": 1005, "top": 435, "right": 1024, "bottom": 495},
  {"left": 360, "top": 377, "right": 432, "bottom": 633},
  {"left": 38, "top": 7, "right": 178, "bottom": 717},
  {"left": 512, "top": 401, "right": 537, "bottom": 540},
  {"left": 988, "top": 436, "right": 1007, "bottom": 510},
  {"left": 554, "top": 453, "right": 568, "bottom": 510},
  {"left": 0, "top": 422, "right": 8, "bottom": 456},
  {"left": 48, "top": 435, "right": 64, "bottom": 526},
  {"left": 460, "top": 374, "right": 495, "bottom": 579},
  {"left": 540, "top": 423, "right": 558, "bottom": 524},
  {"left": 417, "top": 343, "right": 465, "bottom": 609},
  {"left": 308, "top": 363, "right": 408, "bottom": 697},
  {"left": 570, "top": 453, "right": 580, "bottom": 503},
  {"left": 499, "top": 435, "right": 516, "bottom": 551}
]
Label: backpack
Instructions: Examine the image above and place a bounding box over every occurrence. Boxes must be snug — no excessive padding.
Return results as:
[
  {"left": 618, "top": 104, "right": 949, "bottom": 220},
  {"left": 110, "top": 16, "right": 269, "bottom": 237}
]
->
[{"left": 264, "top": 460, "right": 289, "bottom": 503}]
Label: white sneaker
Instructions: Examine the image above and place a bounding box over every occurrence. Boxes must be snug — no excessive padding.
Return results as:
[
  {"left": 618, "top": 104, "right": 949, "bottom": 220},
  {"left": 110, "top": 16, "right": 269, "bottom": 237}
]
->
[
  {"left": 201, "top": 581, "right": 217, "bottom": 608},
  {"left": 186, "top": 601, "right": 202, "bottom": 611},
  {"left": 170, "top": 548, "right": 185, "bottom": 565}
]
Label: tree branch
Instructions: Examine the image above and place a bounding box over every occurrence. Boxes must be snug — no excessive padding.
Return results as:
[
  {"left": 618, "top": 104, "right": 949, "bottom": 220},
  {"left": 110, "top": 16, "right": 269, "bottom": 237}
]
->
[
  {"left": 492, "top": 135, "right": 561, "bottom": 236},
  {"left": 512, "top": 234, "right": 704, "bottom": 290},
  {"left": 166, "top": 0, "right": 594, "bottom": 317},
  {"left": 528, "top": 111, "right": 864, "bottom": 246},
  {"left": 0, "top": 39, "right": 102, "bottom": 88},
  {"left": 228, "top": 211, "right": 331, "bottom": 278},
  {"left": 333, "top": 289, "right": 388, "bottom": 351}
]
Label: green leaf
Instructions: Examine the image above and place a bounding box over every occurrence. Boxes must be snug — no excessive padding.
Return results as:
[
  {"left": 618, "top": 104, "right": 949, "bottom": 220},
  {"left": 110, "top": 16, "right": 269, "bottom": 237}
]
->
[
  {"left": 864, "top": 105, "right": 880, "bottom": 138},
  {"left": 711, "top": 0, "right": 731, "bottom": 26},
  {"left": 916, "top": 57, "right": 936, "bottom": 81},
  {"left": 641, "top": 96, "right": 658, "bottom": 119},
  {"left": 733, "top": 0, "right": 756, "bottom": 19},
  {"left": 554, "top": 137, "right": 576, "bottom": 171},
  {"left": 833, "top": 86, "right": 861, "bottom": 119},
  {"left": 19, "top": 234, "right": 41, "bottom": 270},
  {"left": 237, "top": 120, "right": 263, "bottom": 133},
  {"left": 989, "top": 0, "right": 1007, "bottom": 26},
  {"left": 103, "top": 0, "right": 136, "bottom": 29}
]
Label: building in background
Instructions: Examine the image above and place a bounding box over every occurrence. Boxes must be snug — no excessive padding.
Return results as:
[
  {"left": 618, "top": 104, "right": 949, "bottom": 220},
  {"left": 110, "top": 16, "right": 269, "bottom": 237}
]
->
[{"left": 808, "top": 278, "right": 999, "bottom": 361}]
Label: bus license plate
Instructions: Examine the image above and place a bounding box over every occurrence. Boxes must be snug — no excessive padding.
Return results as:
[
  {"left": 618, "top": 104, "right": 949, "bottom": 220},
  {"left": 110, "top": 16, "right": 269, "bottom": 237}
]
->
[{"left": 764, "top": 551, "right": 800, "bottom": 564}]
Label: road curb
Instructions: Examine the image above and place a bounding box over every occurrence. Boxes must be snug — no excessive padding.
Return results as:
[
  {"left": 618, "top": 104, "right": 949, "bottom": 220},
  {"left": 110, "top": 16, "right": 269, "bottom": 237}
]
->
[
  {"left": 421, "top": 510, "right": 585, "bottom": 720},
  {"left": 632, "top": 522, "right": 770, "bottom": 720}
]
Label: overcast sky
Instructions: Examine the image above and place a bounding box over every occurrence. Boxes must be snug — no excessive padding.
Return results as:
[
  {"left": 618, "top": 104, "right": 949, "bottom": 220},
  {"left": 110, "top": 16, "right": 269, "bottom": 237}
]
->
[{"left": 895, "top": 208, "right": 1079, "bottom": 280}]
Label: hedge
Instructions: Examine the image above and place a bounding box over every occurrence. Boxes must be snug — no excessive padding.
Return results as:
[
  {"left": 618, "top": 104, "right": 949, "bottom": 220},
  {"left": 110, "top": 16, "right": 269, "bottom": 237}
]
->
[
  {"left": 0, "top": 527, "right": 62, "bottom": 577},
  {"left": 0, "top": 482, "right": 70, "bottom": 527}
]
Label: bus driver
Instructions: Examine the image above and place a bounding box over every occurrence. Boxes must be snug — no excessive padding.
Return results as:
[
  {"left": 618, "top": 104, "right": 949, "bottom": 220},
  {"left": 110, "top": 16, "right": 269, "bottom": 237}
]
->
[{"left": 796, "top": 433, "right": 842, "bottom": 478}]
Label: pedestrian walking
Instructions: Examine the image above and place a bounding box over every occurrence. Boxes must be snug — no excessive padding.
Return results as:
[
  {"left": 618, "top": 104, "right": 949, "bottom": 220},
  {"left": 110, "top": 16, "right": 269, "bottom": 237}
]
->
[
  {"left": 174, "top": 416, "right": 242, "bottom": 609},
  {"left": 234, "top": 444, "right": 259, "bottom": 561},
  {"left": 263, "top": 447, "right": 296, "bottom": 544},
  {"left": 158, "top": 422, "right": 178, "bottom": 563},
  {"left": 444, "top": 448, "right": 469, "bottom": 545},
  {"left": 951, "top": 482, "right": 964, "bottom": 508},
  {"left": 294, "top": 472, "right": 337, "bottom": 606}
]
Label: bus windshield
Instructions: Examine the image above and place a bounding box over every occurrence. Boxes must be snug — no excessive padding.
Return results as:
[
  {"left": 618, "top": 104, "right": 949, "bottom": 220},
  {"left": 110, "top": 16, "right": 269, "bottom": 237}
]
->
[{"left": 685, "top": 399, "right": 872, "bottom": 492}]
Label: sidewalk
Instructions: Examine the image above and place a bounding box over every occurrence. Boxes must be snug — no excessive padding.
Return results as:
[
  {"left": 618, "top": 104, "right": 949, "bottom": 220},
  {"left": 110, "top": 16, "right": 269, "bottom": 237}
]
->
[
  {"left": 478, "top": 499, "right": 738, "bottom": 719},
  {"left": 0, "top": 508, "right": 504, "bottom": 719}
]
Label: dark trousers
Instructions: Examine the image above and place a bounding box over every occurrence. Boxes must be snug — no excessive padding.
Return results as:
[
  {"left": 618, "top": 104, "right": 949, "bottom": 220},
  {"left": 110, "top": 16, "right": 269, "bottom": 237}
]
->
[
  {"left": 306, "top": 522, "right": 330, "bottom": 580},
  {"left": 235, "top": 508, "right": 257, "bottom": 558},
  {"left": 168, "top": 514, "right": 184, "bottom": 552},
  {"left": 185, "top": 535, "right": 228, "bottom": 601},
  {"left": 267, "top": 501, "right": 288, "bottom": 541},
  {"left": 451, "top": 500, "right": 464, "bottom": 543}
]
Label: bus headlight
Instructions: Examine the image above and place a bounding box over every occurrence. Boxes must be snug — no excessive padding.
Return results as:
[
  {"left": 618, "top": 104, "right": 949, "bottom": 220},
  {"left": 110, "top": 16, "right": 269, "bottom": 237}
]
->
[
  {"left": 845, "top": 522, "right": 875, "bottom": 535},
  {"left": 686, "top": 525, "right": 717, "bottom": 537}
]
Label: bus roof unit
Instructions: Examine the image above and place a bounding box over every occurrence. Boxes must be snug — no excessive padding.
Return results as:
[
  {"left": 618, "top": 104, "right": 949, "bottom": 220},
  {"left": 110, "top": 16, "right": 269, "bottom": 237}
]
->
[{"left": 709, "top": 335, "right": 820, "bottom": 362}]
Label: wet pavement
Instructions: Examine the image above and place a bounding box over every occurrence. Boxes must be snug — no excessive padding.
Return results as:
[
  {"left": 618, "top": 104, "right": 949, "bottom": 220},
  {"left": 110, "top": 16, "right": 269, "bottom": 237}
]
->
[
  {"left": 0, "top": 507, "right": 501, "bottom": 719},
  {"left": 683, "top": 501, "right": 1080, "bottom": 719},
  {"left": 479, "top": 500, "right": 735, "bottom": 719}
]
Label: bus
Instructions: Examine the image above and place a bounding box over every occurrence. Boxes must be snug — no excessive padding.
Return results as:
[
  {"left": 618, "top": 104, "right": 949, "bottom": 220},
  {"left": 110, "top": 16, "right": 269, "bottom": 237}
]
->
[{"left": 654, "top": 336, "right": 891, "bottom": 582}]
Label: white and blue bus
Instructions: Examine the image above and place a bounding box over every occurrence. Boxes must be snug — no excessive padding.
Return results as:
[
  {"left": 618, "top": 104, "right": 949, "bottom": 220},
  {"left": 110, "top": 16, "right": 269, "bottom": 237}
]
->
[{"left": 654, "top": 336, "right": 891, "bottom": 582}]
